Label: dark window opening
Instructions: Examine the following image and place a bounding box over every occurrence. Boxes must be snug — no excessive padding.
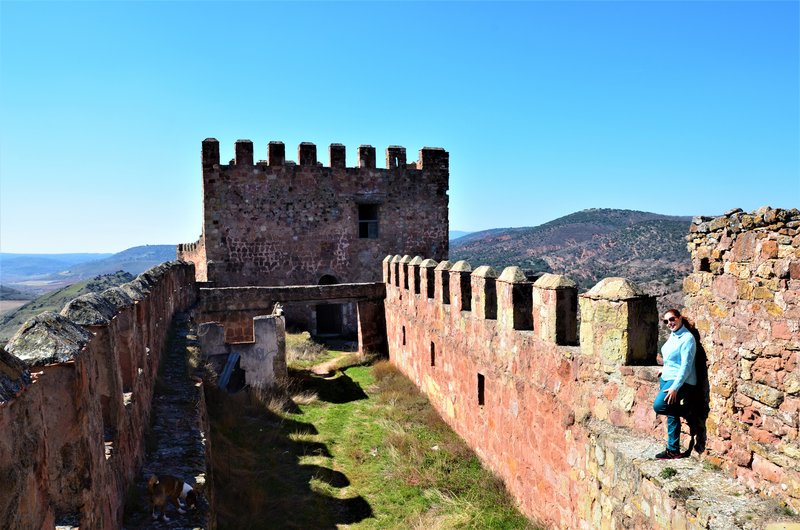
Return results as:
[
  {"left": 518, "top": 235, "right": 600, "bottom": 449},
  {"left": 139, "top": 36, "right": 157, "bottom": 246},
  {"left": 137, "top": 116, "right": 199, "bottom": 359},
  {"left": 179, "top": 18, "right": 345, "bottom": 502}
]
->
[
  {"left": 358, "top": 204, "right": 379, "bottom": 239},
  {"left": 430, "top": 342, "right": 436, "bottom": 367},
  {"left": 699, "top": 258, "right": 711, "bottom": 272},
  {"left": 477, "top": 373, "right": 485, "bottom": 406},
  {"left": 402, "top": 326, "right": 406, "bottom": 346}
]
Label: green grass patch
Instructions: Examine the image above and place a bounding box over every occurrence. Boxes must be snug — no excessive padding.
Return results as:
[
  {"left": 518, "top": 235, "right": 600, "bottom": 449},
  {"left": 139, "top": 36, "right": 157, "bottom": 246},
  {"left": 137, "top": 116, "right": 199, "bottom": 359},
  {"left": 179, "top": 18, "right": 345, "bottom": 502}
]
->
[
  {"left": 207, "top": 357, "right": 538, "bottom": 529},
  {"left": 659, "top": 466, "right": 678, "bottom": 480}
]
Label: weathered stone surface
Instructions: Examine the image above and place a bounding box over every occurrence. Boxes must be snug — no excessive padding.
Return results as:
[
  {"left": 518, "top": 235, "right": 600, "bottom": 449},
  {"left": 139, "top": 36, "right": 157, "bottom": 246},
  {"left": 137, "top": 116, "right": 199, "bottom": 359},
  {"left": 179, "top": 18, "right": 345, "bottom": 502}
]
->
[
  {"left": 179, "top": 139, "right": 449, "bottom": 290},
  {"left": 450, "top": 260, "right": 472, "bottom": 272},
  {"left": 534, "top": 272, "right": 576, "bottom": 289},
  {"left": 684, "top": 206, "right": 800, "bottom": 504},
  {"left": 434, "top": 260, "right": 452, "bottom": 271},
  {"left": 61, "top": 292, "right": 118, "bottom": 326},
  {"left": 6, "top": 312, "right": 92, "bottom": 366},
  {"left": 471, "top": 265, "right": 497, "bottom": 278},
  {"left": 498, "top": 266, "right": 527, "bottom": 283},
  {"left": 583, "top": 277, "right": 646, "bottom": 300},
  {"left": 100, "top": 287, "right": 135, "bottom": 311},
  {"left": 739, "top": 382, "right": 784, "bottom": 408},
  {"left": 0, "top": 347, "right": 31, "bottom": 402}
]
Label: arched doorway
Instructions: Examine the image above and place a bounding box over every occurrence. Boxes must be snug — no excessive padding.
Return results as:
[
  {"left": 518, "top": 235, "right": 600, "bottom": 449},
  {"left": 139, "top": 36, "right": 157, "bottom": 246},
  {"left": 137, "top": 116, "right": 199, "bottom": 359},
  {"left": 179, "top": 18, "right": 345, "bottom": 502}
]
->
[{"left": 316, "top": 275, "right": 342, "bottom": 336}]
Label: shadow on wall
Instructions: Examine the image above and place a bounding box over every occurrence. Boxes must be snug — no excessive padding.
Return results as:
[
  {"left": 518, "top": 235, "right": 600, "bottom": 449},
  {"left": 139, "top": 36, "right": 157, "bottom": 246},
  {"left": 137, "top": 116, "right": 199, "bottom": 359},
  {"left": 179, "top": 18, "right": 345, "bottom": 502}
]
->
[
  {"left": 687, "top": 323, "right": 710, "bottom": 450},
  {"left": 204, "top": 378, "right": 372, "bottom": 529}
]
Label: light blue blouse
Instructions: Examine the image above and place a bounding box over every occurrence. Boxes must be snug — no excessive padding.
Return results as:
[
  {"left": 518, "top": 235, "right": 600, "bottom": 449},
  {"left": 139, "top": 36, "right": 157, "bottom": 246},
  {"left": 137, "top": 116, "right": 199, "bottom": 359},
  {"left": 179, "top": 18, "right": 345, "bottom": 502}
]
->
[{"left": 661, "top": 325, "right": 697, "bottom": 391}]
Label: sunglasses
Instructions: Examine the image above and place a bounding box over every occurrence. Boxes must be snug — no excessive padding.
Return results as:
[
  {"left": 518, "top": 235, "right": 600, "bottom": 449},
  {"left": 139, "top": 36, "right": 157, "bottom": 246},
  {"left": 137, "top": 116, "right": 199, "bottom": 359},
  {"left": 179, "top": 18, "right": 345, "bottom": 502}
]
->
[{"left": 662, "top": 316, "right": 678, "bottom": 325}]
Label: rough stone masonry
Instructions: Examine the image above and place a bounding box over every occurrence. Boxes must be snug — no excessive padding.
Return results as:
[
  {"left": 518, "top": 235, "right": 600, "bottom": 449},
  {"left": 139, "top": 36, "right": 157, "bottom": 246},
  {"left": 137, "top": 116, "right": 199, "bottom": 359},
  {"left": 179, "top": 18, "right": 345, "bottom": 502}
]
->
[
  {"left": 179, "top": 138, "right": 449, "bottom": 338},
  {"left": 384, "top": 206, "right": 800, "bottom": 529}
]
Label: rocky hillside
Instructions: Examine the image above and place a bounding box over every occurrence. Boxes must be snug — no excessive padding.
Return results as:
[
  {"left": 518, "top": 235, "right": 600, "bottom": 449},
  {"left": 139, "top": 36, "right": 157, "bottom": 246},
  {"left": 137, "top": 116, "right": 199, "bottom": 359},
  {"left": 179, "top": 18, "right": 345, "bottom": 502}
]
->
[
  {"left": 450, "top": 209, "right": 693, "bottom": 315},
  {"left": 0, "top": 271, "right": 134, "bottom": 345},
  {"left": 0, "top": 285, "right": 34, "bottom": 301}
]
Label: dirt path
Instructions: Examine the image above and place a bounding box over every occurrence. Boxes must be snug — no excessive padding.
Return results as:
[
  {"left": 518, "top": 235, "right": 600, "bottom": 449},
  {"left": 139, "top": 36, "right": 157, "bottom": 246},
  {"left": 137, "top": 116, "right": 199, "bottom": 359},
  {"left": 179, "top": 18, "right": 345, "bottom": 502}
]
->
[{"left": 310, "top": 351, "right": 361, "bottom": 376}]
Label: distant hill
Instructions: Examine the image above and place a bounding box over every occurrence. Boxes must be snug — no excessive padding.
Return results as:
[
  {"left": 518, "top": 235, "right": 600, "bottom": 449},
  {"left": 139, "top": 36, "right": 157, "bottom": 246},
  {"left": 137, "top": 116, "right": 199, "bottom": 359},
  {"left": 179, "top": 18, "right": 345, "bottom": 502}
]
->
[
  {"left": 450, "top": 208, "right": 692, "bottom": 295},
  {"left": 0, "top": 285, "right": 34, "bottom": 301},
  {"left": 56, "top": 245, "right": 176, "bottom": 279},
  {"left": 0, "top": 253, "right": 113, "bottom": 281},
  {"left": 0, "top": 271, "right": 134, "bottom": 345},
  {"left": 449, "top": 230, "right": 472, "bottom": 241},
  {"left": 0, "top": 245, "right": 176, "bottom": 296}
]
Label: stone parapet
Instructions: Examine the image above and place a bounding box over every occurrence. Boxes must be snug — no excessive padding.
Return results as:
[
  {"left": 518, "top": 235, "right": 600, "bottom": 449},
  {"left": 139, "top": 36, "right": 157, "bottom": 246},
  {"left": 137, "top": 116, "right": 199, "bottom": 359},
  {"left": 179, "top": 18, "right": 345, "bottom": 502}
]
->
[
  {"left": 533, "top": 273, "right": 578, "bottom": 345},
  {"left": 0, "top": 262, "right": 198, "bottom": 529},
  {"left": 580, "top": 277, "right": 658, "bottom": 369}
]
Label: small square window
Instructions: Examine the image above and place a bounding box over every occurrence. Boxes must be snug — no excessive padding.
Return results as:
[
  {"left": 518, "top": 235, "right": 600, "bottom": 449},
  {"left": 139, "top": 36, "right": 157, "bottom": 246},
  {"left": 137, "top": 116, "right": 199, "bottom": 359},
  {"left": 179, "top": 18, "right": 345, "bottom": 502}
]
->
[{"left": 358, "top": 204, "right": 379, "bottom": 239}]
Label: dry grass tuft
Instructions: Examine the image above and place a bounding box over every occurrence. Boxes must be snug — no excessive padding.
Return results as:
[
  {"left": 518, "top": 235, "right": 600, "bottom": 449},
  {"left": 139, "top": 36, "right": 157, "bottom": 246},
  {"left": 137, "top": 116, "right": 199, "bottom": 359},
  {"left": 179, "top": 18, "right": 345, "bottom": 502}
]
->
[{"left": 286, "top": 332, "right": 330, "bottom": 366}]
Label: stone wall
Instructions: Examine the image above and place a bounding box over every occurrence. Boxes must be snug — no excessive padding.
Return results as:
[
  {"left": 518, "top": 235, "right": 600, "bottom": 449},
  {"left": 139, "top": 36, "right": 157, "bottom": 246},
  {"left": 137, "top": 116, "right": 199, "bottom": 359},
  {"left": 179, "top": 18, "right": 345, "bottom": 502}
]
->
[
  {"left": 0, "top": 262, "right": 198, "bottom": 529},
  {"left": 199, "top": 315, "right": 287, "bottom": 388},
  {"left": 178, "top": 239, "right": 207, "bottom": 281},
  {"left": 178, "top": 139, "right": 449, "bottom": 288},
  {"left": 684, "top": 206, "right": 800, "bottom": 500},
  {"left": 196, "top": 282, "right": 386, "bottom": 350},
  {"left": 383, "top": 255, "right": 666, "bottom": 527},
  {"left": 383, "top": 210, "right": 800, "bottom": 528}
]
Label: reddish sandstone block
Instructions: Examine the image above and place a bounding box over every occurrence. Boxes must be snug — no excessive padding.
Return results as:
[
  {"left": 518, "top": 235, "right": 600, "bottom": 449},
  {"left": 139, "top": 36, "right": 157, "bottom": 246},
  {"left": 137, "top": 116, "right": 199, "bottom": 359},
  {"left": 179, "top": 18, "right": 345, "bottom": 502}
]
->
[
  {"left": 732, "top": 232, "right": 757, "bottom": 262},
  {"left": 761, "top": 240, "right": 779, "bottom": 259},
  {"left": 753, "top": 453, "right": 785, "bottom": 483},
  {"left": 773, "top": 320, "right": 792, "bottom": 340},
  {"left": 712, "top": 275, "right": 739, "bottom": 302},
  {"left": 789, "top": 261, "right": 800, "bottom": 280}
]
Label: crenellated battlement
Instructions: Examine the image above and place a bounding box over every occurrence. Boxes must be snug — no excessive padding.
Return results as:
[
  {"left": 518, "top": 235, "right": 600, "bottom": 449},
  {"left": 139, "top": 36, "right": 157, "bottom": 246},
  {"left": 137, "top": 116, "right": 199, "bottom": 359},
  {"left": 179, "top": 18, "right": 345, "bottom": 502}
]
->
[
  {"left": 200, "top": 138, "right": 448, "bottom": 171},
  {"left": 383, "top": 254, "right": 655, "bottom": 354},
  {"left": 185, "top": 136, "right": 450, "bottom": 293},
  {"left": 384, "top": 207, "right": 800, "bottom": 527}
]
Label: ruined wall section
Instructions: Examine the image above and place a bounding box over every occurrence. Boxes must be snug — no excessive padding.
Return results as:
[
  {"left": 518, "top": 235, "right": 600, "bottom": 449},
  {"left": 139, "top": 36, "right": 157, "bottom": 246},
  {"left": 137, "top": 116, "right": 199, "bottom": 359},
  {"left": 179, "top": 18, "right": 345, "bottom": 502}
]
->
[
  {"left": 684, "top": 206, "right": 800, "bottom": 499},
  {"left": 196, "top": 282, "right": 385, "bottom": 348},
  {"left": 0, "top": 262, "right": 198, "bottom": 529},
  {"left": 181, "top": 139, "right": 448, "bottom": 287}
]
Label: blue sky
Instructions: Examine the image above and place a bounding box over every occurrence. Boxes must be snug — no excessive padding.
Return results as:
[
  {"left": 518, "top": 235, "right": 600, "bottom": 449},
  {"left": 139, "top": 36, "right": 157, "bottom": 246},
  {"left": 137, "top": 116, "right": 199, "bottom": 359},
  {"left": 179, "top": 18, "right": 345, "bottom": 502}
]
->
[{"left": 1, "top": 1, "right": 798, "bottom": 253}]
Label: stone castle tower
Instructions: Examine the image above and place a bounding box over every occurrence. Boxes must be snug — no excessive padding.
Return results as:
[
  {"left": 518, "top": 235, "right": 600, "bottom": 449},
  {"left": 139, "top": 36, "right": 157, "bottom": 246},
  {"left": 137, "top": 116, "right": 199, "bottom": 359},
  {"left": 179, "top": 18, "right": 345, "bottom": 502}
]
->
[{"left": 179, "top": 138, "right": 450, "bottom": 335}]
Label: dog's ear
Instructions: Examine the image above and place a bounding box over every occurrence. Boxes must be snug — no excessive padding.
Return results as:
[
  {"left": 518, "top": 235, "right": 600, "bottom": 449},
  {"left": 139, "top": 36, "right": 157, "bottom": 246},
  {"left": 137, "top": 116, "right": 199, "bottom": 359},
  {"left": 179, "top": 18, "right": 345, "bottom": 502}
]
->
[{"left": 186, "top": 489, "right": 198, "bottom": 508}]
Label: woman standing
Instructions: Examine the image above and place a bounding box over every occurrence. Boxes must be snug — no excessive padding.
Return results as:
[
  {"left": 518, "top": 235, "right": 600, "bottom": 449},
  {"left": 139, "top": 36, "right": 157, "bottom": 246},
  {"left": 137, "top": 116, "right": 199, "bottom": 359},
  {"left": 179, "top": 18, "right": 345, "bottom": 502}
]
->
[{"left": 652, "top": 308, "right": 697, "bottom": 459}]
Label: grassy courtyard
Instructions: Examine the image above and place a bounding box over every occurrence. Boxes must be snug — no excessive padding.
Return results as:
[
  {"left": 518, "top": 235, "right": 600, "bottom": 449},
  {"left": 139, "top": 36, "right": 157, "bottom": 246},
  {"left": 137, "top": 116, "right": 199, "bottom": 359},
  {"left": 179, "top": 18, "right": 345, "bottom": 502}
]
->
[{"left": 206, "top": 336, "right": 537, "bottom": 529}]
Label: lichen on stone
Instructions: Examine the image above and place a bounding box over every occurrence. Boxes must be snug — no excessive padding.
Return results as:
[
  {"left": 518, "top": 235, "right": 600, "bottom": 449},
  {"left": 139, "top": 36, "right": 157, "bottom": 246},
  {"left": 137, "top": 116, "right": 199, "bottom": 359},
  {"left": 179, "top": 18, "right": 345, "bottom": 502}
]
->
[
  {"left": 451, "top": 260, "right": 472, "bottom": 272},
  {"left": 534, "top": 273, "right": 577, "bottom": 290},
  {"left": 498, "top": 266, "right": 527, "bottom": 283},
  {"left": 583, "top": 277, "right": 646, "bottom": 301},
  {"left": 101, "top": 287, "right": 135, "bottom": 312},
  {"left": 0, "top": 347, "right": 31, "bottom": 402},
  {"left": 5, "top": 311, "right": 91, "bottom": 366},
  {"left": 61, "top": 292, "right": 118, "bottom": 326},
  {"left": 472, "top": 265, "right": 497, "bottom": 278}
]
